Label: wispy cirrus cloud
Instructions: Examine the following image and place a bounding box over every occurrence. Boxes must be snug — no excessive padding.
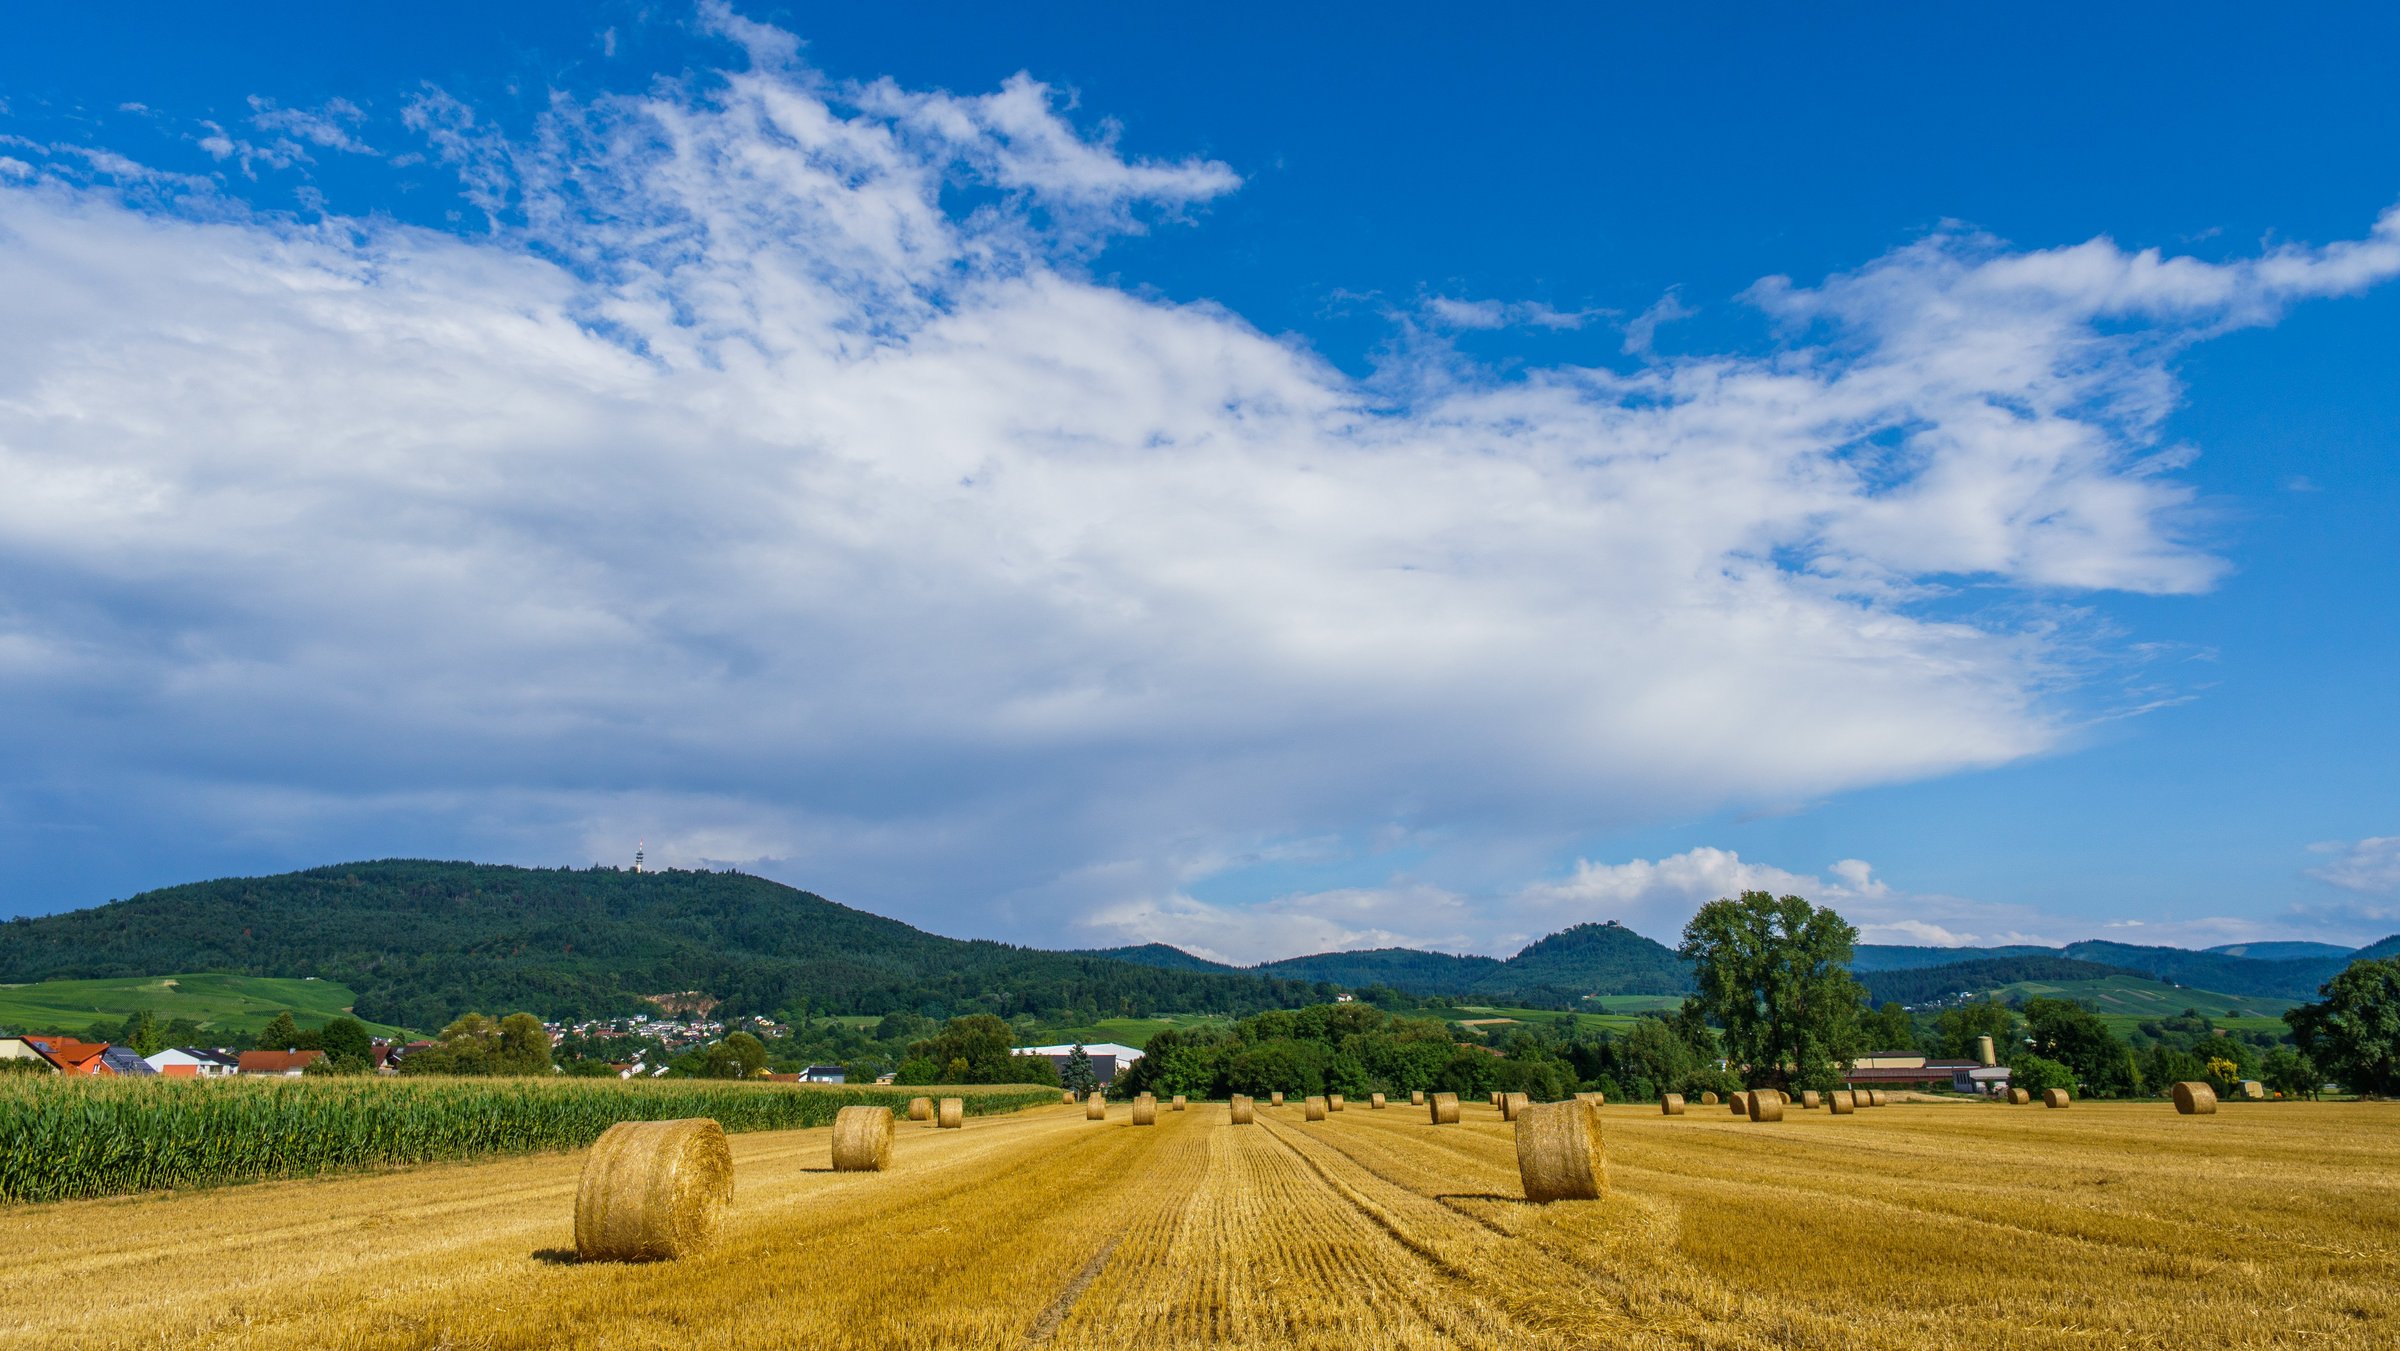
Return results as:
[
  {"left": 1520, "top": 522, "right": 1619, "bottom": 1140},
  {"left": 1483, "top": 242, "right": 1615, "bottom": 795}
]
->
[{"left": 2, "top": 11, "right": 2398, "bottom": 952}]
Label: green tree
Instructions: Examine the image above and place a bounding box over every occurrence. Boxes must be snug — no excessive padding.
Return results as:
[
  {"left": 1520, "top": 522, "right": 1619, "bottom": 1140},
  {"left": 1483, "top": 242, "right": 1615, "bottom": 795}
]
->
[
  {"left": 698, "top": 1031, "right": 768, "bottom": 1079},
  {"left": 2021, "top": 997, "right": 2135, "bottom": 1097},
  {"left": 2009, "top": 1054, "right": 2075, "bottom": 1095},
  {"left": 1862, "top": 1001, "right": 1918, "bottom": 1052},
  {"left": 2260, "top": 1045, "right": 2321, "bottom": 1100},
  {"left": 2285, "top": 957, "right": 2400, "bottom": 1096},
  {"left": 398, "top": 1011, "right": 552, "bottom": 1076},
  {"left": 117, "top": 1010, "right": 166, "bottom": 1057},
  {"left": 903, "top": 1015, "right": 1025, "bottom": 1085},
  {"left": 255, "top": 1011, "right": 305, "bottom": 1052},
  {"left": 317, "top": 1016, "right": 374, "bottom": 1069},
  {"left": 1609, "top": 1018, "right": 1696, "bottom": 1101},
  {"left": 1679, "top": 891, "right": 1867, "bottom": 1092},
  {"left": 892, "top": 1055, "right": 939, "bottom": 1085},
  {"left": 496, "top": 1013, "right": 553, "bottom": 1075},
  {"left": 1060, "top": 1045, "right": 1098, "bottom": 1095}
]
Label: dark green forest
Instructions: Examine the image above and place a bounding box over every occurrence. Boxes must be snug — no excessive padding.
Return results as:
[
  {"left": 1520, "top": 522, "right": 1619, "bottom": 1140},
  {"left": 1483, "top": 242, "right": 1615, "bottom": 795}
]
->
[
  {"left": 0, "top": 861, "right": 1333, "bottom": 1028},
  {"left": 1098, "top": 920, "right": 1693, "bottom": 1007}
]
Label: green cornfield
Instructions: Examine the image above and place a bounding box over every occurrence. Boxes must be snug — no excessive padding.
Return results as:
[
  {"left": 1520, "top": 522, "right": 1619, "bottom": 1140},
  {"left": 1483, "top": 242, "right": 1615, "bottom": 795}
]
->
[{"left": 0, "top": 1076, "right": 1056, "bottom": 1204}]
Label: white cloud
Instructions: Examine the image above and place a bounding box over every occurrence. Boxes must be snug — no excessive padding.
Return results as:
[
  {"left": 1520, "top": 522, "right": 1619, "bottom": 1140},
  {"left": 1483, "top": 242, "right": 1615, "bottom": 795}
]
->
[
  {"left": 247, "top": 96, "right": 378, "bottom": 156},
  {"left": 2, "top": 17, "right": 2397, "bottom": 947},
  {"left": 1426, "top": 295, "right": 1596, "bottom": 331},
  {"left": 1620, "top": 289, "right": 1694, "bottom": 354},
  {"left": 2307, "top": 837, "right": 2400, "bottom": 894},
  {"left": 1082, "top": 882, "right": 1478, "bottom": 966}
]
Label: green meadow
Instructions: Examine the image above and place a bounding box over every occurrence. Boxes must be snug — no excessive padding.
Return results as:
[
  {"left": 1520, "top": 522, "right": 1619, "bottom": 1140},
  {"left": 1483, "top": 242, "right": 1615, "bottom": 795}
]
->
[{"left": 0, "top": 973, "right": 410, "bottom": 1039}]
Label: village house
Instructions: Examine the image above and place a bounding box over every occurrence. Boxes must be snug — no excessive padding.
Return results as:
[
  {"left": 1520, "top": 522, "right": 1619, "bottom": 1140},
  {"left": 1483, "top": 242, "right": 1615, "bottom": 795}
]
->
[
  {"left": 237, "top": 1049, "right": 325, "bottom": 1076},
  {"left": 146, "top": 1047, "right": 240, "bottom": 1077},
  {"left": 1012, "top": 1042, "right": 1145, "bottom": 1088}
]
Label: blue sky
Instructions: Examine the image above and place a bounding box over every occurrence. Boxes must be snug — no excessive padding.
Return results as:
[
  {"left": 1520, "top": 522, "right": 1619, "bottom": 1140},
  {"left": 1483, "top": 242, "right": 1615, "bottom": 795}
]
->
[{"left": 1, "top": 3, "right": 2395, "bottom": 959}]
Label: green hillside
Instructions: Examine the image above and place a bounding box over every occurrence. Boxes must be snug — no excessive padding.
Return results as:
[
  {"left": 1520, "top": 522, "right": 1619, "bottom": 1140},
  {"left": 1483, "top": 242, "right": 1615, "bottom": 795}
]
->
[
  {"left": 1990, "top": 975, "right": 2299, "bottom": 1029},
  {"left": 0, "top": 861, "right": 1331, "bottom": 1028},
  {"left": 0, "top": 973, "right": 411, "bottom": 1039}
]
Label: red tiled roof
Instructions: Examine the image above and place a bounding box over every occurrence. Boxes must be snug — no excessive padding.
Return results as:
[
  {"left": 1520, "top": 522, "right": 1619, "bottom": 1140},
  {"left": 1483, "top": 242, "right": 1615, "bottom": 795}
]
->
[
  {"left": 237, "top": 1050, "right": 325, "bottom": 1074},
  {"left": 30, "top": 1037, "right": 113, "bottom": 1075}
]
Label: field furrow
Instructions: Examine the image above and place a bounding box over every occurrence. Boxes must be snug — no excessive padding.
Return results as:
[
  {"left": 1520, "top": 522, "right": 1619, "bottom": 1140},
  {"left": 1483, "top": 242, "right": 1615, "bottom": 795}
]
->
[{"left": 1, "top": 1098, "right": 2394, "bottom": 1349}]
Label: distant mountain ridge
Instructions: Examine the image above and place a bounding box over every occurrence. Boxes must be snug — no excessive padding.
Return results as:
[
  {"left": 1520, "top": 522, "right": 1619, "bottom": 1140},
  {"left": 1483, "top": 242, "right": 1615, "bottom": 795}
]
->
[{"left": 6, "top": 859, "right": 2390, "bottom": 1028}]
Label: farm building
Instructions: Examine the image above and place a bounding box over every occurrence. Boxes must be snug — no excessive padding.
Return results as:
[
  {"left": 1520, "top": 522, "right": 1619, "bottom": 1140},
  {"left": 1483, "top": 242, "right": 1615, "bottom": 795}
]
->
[
  {"left": 1012, "top": 1043, "right": 1145, "bottom": 1087},
  {"left": 0, "top": 1037, "right": 60, "bottom": 1071},
  {"left": 147, "top": 1047, "right": 241, "bottom": 1077},
  {"left": 99, "top": 1047, "right": 157, "bottom": 1076},
  {"left": 1843, "top": 1052, "right": 2009, "bottom": 1094},
  {"left": 800, "top": 1064, "right": 847, "bottom": 1084}
]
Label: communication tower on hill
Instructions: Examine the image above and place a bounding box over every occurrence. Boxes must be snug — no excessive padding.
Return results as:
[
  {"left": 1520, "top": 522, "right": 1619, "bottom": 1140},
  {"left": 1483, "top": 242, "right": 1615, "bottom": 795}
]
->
[{"left": 633, "top": 841, "right": 645, "bottom": 873}]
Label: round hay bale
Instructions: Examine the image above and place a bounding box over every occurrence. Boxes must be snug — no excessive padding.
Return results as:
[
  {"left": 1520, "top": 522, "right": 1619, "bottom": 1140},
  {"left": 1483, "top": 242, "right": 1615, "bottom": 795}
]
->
[
  {"left": 1429, "top": 1091, "right": 1460, "bottom": 1124},
  {"left": 2007, "top": 1087, "right": 2031, "bottom": 1106},
  {"left": 1489, "top": 1092, "right": 1503, "bottom": 1108},
  {"left": 1172, "top": 1095, "right": 1187, "bottom": 1111},
  {"left": 573, "top": 1117, "right": 733, "bottom": 1263},
  {"left": 1061, "top": 1090, "right": 1075, "bottom": 1104},
  {"left": 1270, "top": 1091, "right": 1286, "bottom": 1107},
  {"left": 1501, "top": 1091, "right": 1530, "bottom": 1121},
  {"left": 937, "top": 1097, "right": 964, "bottom": 1130},
  {"left": 1370, "top": 1092, "right": 1387, "bottom": 1109},
  {"left": 2043, "top": 1088, "right": 2071, "bottom": 1108},
  {"left": 1132, "top": 1093, "right": 1157, "bottom": 1126},
  {"left": 1085, "top": 1092, "right": 1107, "bottom": 1121},
  {"left": 1699, "top": 1091, "right": 1719, "bottom": 1106},
  {"left": 907, "top": 1096, "right": 932, "bottom": 1122},
  {"left": 1660, "top": 1093, "right": 1686, "bottom": 1115},
  {"left": 1328, "top": 1094, "right": 1345, "bottom": 1112},
  {"left": 1305, "top": 1095, "right": 1328, "bottom": 1121},
  {"left": 1729, "top": 1092, "right": 1749, "bottom": 1115},
  {"left": 1514, "top": 1099, "right": 1607, "bottom": 1203},
  {"left": 1411, "top": 1090, "right": 1426, "bottom": 1107},
  {"left": 1229, "top": 1094, "right": 1255, "bottom": 1124},
  {"left": 1827, "top": 1089, "right": 1855, "bottom": 1115},
  {"left": 2173, "top": 1081, "right": 2218, "bottom": 1115},
  {"left": 830, "top": 1105, "right": 895, "bottom": 1173},
  {"left": 1746, "top": 1088, "right": 1785, "bottom": 1122},
  {"left": 1573, "top": 1091, "right": 1605, "bottom": 1106},
  {"left": 1869, "top": 1089, "right": 1889, "bottom": 1107},
  {"left": 1800, "top": 1090, "right": 1821, "bottom": 1110}
]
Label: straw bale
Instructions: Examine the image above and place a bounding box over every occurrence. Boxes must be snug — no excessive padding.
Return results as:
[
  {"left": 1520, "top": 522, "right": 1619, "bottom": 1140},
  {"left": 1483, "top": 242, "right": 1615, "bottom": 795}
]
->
[
  {"left": 2240, "top": 1080, "right": 2265, "bottom": 1100},
  {"left": 1230, "top": 1094, "right": 1255, "bottom": 1124},
  {"left": 1574, "top": 1091, "right": 1605, "bottom": 1105},
  {"left": 573, "top": 1117, "right": 733, "bottom": 1262},
  {"left": 1370, "top": 1093, "right": 1386, "bottom": 1109},
  {"left": 2043, "top": 1088, "right": 2070, "bottom": 1108},
  {"left": 1428, "top": 1091, "right": 1460, "bottom": 1124},
  {"left": 1827, "top": 1089, "right": 1855, "bottom": 1115},
  {"left": 937, "top": 1096, "right": 964, "bottom": 1129},
  {"left": 1869, "top": 1089, "right": 1889, "bottom": 1107},
  {"left": 907, "top": 1096, "right": 932, "bottom": 1122},
  {"left": 1085, "top": 1092, "right": 1107, "bottom": 1121},
  {"left": 1172, "top": 1095, "right": 1187, "bottom": 1111},
  {"left": 1132, "top": 1093, "right": 1157, "bottom": 1126},
  {"left": 1699, "top": 1091, "right": 1719, "bottom": 1106},
  {"left": 1062, "top": 1090, "right": 1075, "bottom": 1104},
  {"left": 1411, "top": 1090, "right": 1426, "bottom": 1106},
  {"left": 2173, "top": 1081, "right": 2218, "bottom": 1115},
  {"left": 1660, "top": 1093, "right": 1685, "bottom": 1115},
  {"left": 830, "top": 1105, "right": 895, "bottom": 1172},
  {"left": 1501, "top": 1091, "right": 1530, "bottom": 1121},
  {"left": 1271, "top": 1091, "right": 1286, "bottom": 1107},
  {"left": 1514, "top": 1099, "right": 1607, "bottom": 1203},
  {"left": 1746, "top": 1088, "right": 1785, "bottom": 1122},
  {"left": 1729, "top": 1092, "right": 1749, "bottom": 1115},
  {"left": 2007, "top": 1087, "right": 2031, "bottom": 1105},
  {"left": 1305, "top": 1095, "right": 1328, "bottom": 1121},
  {"left": 1799, "top": 1090, "right": 1821, "bottom": 1110},
  {"left": 1328, "top": 1094, "right": 1345, "bottom": 1112}
]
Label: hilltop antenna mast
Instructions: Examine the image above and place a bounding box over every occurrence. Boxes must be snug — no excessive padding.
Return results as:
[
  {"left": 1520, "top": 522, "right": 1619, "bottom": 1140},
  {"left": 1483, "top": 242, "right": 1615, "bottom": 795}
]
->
[{"left": 634, "top": 840, "right": 645, "bottom": 874}]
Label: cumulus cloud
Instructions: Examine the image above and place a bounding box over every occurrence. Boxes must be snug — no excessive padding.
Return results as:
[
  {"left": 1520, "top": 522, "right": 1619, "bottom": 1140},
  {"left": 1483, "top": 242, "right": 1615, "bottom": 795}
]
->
[
  {"left": 3, "top": 16, "right": 2398, "bottom": 948},
  {"left": 2307, "top": 837, "right": 2400, "bottom": 894}
]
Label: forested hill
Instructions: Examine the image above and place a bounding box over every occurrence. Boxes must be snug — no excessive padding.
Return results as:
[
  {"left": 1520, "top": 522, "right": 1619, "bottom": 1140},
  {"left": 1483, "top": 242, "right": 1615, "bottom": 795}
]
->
[
  {"left": 0, "top": 861, "right": 1332, "bottom": 1029},
  {"left": 1103, "top": 921, "right": 1694, "bottom": 1005}
]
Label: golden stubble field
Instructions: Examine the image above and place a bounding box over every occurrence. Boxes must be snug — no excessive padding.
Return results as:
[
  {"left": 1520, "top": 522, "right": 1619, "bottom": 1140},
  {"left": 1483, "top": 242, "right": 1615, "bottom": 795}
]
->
[{"left": 4, "top": 1097, "right": 2394, "bottom": 1349}]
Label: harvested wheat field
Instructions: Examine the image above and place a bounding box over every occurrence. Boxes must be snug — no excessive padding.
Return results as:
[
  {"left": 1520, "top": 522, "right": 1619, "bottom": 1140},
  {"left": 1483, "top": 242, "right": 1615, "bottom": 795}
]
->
[{"left": 3, "top": 1099, "right": 2395, "bottom": 1349}]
